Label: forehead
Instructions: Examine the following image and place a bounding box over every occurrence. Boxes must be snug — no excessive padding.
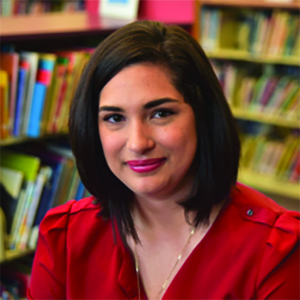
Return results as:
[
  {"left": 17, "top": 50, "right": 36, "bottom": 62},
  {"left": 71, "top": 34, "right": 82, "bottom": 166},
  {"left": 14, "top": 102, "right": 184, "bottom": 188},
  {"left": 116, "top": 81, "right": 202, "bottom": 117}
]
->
[{"left": 99, "top": 63, "right": 183, "bottom": 107}]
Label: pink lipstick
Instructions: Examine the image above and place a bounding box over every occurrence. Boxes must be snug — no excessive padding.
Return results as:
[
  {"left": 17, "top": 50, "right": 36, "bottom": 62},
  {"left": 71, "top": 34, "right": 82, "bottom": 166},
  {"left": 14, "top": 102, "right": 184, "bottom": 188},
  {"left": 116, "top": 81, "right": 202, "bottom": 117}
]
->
[{"left": 126, "top": 158, "right": 166, "bottom": 173}]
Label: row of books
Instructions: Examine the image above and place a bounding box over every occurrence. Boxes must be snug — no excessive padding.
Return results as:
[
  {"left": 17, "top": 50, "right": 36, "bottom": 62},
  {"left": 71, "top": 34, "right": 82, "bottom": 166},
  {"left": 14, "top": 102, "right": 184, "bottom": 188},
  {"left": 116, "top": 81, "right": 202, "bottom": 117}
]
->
[
  {"left": 0, "top": 143, "right": 90, "bottom": 251},
  {"left": 0, "top": 49, "right": 93, "bottom": 140},
  {"left": 1, "top": 0, "right": 85, "bottom": 16},
  {"left": 240, "top": 130, "right": 299, "bottom": 183},
  {"left": 211, "top": 61, "right": 300, "bottom": 119},
  {"left": 201, "top": 8, "right": 300, "bottom": 57}
]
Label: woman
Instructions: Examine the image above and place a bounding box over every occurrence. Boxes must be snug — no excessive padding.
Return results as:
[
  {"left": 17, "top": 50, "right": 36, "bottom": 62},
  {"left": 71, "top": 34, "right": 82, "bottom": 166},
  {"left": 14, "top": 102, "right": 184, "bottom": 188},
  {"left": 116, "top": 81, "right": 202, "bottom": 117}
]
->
[{"left": 28, "top": 21, "right": 299, "bottom": 299}]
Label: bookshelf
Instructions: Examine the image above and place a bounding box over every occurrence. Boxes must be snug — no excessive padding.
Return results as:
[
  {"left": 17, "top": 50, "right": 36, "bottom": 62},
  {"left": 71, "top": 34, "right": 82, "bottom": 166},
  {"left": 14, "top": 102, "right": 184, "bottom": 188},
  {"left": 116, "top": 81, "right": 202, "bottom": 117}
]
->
[
  {"left": 197, "top": 0, "right": 300, "bottom": 202},
  {"left": 238, "top": 169, "right": 299, "bottom": 199},
  {"left": 231, "top": 108, "right": 300, "bottom": 128},
  {"left": 0, "top": 13, "right": 132, "bottom": 295},
  {"left": 0, "top": 12, "right": 131, "bottom": 40},
  {"left": 205, "top": 49, "right": 300, "bottom": 66}
]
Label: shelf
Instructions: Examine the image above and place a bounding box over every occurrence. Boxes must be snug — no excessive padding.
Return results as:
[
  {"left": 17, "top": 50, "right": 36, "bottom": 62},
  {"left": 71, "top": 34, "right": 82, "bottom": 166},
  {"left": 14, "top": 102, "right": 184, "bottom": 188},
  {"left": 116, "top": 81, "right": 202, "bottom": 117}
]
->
[
  {"left": 0, "top": 133, "right": 68, "bottom": 147},
  {"left": 231, "top": 108, "right": 300, "bottom": 128},
  {"left": 238, "top": 169, "right": 300, "bottom": 200},
  {"left": 1, "top": 249, "right": 35, "bottom": 263},
  {"left": 0, "top": 136, "right": 34, "bottom": 146},
  {"left": 0, "top": 12, "right": 132, "bottom": 41},
  {"left": 206, "top": 49, "right": 300, "bottom": 66},
  {"left": 200, "top": 0, "right": 300, "bottom": 9}
]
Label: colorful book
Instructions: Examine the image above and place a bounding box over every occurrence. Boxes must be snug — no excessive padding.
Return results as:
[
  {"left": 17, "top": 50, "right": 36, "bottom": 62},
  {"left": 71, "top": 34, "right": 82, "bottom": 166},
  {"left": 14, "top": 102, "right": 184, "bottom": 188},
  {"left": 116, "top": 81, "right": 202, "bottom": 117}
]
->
[
  {"left": 20, "top": 52, "right": 39, "bottom": 136},
  {"left": 0, "top": 52, "right": 19, "bottom": 135},
  {"left": 0, "top": 167, "right": 24, "bottom": 235},
  {"left": 0, "top": 150, "right": 40, "bottom": 249},
  {"left": 13, "top": 61, "right": 30, "bottom": 136},
  {"left": 44, "top": 56, "right": 68, "bottom": 134},
  {"left": 27, "top": 54, "right": 56, "bottom": 137},
  {"left": 0, "top": 70, "right": 10, "bottom": 139},
  {"left": 18, "top": 166, "right": 52, "bottom": 250}
]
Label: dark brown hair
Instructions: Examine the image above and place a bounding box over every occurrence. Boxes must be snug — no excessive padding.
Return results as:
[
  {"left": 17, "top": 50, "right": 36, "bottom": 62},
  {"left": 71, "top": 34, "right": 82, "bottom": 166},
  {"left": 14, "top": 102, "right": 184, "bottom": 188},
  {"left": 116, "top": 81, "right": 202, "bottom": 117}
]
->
[{"left": 69, "top": 20, "right": 240, "bottom": 242}]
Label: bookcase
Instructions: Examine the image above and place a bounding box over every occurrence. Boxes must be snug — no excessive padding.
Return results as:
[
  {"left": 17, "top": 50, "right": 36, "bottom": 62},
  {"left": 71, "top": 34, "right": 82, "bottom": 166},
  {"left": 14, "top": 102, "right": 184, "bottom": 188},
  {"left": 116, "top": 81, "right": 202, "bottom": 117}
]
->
[
  {"left": 0, "top": 12, "right": 135, "bottom": 297},
  {"left": 195, "top": 0, "right": 300, "bottom": 206}
]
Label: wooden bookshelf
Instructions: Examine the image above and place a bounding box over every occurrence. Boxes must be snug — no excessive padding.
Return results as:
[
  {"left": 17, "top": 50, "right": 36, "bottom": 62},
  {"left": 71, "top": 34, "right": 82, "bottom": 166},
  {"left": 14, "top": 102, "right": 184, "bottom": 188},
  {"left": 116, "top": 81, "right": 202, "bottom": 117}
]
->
[
  {"left": 238, "top": 169, "right": 300, "bottom": 200},
  {"left": 200, "top": 0, "right": 300, "bottom": 9},
  {"left": 0, "top": 136, "right": 33, "bottom": 147},
  {"left": 0, "top": 12, "right": 131, "bottom": 41},
  {"left": 206, "top": 50, "right": 300, "bottom": 67},
  {"left": 196, "top": 0, "right": 300, "bottom": 204},
  {"left": 2, "top": 249, "right": 35, "bottom": 263},
  {"left": 0, "top": 133, "right": 69, "bottom": 147},
  {"left": 231, "top": 108, "right": 300, "bottom": 128}
]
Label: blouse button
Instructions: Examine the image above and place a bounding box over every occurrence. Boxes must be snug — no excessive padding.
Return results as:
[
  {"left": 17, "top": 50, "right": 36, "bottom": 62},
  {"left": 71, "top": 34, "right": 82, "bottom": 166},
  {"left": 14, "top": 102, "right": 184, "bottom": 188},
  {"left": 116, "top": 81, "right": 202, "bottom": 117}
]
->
[{"left": 247, "top": 209, "right": 254, "bottom": 216}]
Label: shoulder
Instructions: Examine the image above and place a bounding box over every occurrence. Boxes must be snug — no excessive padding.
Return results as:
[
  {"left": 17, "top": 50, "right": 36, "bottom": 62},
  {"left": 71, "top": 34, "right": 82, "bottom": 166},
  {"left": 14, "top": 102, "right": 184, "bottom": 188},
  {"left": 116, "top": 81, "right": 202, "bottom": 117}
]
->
[
  {"left": 231, "top": 182, "right": 300, "bottom": 228},
  {"left": 228, "top": 182, "right": 299, "bottom": 256},
  {"left": 230, "top": 183, "right": 299, "bottom": 286},
  {"left": 39, "top": 196, "right": 103, "bottom": 234},
  {"left": 232, "top": 182, "right": 287, "bottom": 213},
  {"left": 226, "top": 183, "right": 300, "bottom": 297}
]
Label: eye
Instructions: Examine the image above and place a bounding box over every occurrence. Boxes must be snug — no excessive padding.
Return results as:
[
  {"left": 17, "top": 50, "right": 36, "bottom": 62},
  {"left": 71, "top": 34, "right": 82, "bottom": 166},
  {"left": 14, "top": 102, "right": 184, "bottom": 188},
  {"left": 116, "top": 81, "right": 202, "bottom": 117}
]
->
[
  {"left": 152, "top": 109, "right": 174, "bottom": 119},
  {"left": 103, "top": 114, "right": 125, "bottom": 123}
]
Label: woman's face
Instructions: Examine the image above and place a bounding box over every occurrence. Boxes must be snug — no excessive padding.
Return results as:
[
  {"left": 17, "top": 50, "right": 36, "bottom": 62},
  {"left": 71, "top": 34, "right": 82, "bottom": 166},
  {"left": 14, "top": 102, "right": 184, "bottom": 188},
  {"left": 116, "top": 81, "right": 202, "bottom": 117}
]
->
[{"left": 98, "top": 64, "right": 197, "bottom": 200}]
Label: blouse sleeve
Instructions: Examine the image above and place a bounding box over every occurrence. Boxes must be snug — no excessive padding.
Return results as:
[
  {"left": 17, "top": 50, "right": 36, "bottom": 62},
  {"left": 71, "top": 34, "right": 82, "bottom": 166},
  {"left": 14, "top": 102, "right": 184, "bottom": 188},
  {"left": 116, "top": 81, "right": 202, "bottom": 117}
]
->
[
  {"left": 27, "top": 200, "right": 76, "bottom": 300},
  {"left": 256, "top": 211, "right": 300, "bottom": 299}
]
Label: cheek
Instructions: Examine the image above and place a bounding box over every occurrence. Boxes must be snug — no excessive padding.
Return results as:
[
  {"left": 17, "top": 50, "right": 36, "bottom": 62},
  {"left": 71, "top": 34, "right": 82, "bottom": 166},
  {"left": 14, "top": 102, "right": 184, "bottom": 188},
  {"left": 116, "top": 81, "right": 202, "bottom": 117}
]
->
[
  {"left": 99, "top": 128, "right": 123, "bottom": 162},
  {"left": 158, "top": 122, "right": 197, "bottom": 157}
]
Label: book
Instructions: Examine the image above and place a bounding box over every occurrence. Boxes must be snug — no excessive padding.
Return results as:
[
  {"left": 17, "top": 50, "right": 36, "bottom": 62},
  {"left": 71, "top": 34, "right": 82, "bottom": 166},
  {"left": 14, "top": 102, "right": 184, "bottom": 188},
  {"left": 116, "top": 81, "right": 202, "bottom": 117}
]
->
[
  {"left": 0, "top": 167, "right": 24, "bottom": 236},
  {"left": 248, "top": 75, "right": 269, "bottom": 112},
  {"left": 283, "top": 15, "right": 300, "bottom": 56},
  {"left": 52, "top": 51, "right": 85, "bottom": 133},
  {"left": 27, "top": 54, "right": 56, "bottom": 137},
  {"left": 267, "top": 79, "right": 297, "bottom": 115},
  {"left": 289, "top": 152, "right": 300, "bottom": 182},
  {"left": 0, "top": 70, "right": 10, "bottom": 139},
  {"left": 1, "top": 0, "right": 14, "bottom": 16},
  {"left": 19, "top": 52, "right": 39, "bottom": 136},
  {"left": 18, "top": 166, "right": 52, "bottom": 250},
  {"left": 48, "top": 56, "right": 69, "bottom": 133},
  {"left": 0, "top": 150, "right": 40, "bottom": 249},
  {"left": 276, "top": 136, "right": 299, "bottom": 177},
  {"left": 45, "top": 144, "right": 77, "bottom": 206},
  {"left": 32, "top": 162, "right": 62, "bottom": 226},
  {"left": 13, "top": 60, "right": 30, "bottom": 136},
  {"left": 263, "top": 76, "right": 290, "bottom": 114},
  {"left": 0, "top": 52, "right": 19, "bottom": 135},
  {"left": 258, "top": 77, "right": 279, "bottom": 111},
  {"left": 271, "top": 11, "right": 289, "bottom": 56}
]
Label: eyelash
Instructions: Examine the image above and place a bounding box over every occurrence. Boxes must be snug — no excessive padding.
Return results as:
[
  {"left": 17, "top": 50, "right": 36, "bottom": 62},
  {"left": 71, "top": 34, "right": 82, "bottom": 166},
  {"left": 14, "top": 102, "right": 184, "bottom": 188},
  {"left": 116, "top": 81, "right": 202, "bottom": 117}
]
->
[
  {"left": 151, "top": 108, "right": 175, "bottom": 119},
  {"left": 103, "top": 114, "right": 125, "bottom": 124},
  {"left": 103, "top": 108, "right": 175, "bottom": 124}
]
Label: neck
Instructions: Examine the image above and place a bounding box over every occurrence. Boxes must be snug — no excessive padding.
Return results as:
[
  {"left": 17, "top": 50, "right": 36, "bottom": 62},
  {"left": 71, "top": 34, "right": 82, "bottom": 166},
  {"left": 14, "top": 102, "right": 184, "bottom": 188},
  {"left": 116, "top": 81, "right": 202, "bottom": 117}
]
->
[{"left": 132, "top": 195, "right": 189, "bottom": 233}]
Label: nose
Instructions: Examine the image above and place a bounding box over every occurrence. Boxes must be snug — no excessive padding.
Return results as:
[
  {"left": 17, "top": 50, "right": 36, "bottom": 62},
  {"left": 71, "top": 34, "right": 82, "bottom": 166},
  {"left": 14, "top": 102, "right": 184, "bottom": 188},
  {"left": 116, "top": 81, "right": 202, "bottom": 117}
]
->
[{"left": 126, "top": 121, "right": 155, "bottom": 154}]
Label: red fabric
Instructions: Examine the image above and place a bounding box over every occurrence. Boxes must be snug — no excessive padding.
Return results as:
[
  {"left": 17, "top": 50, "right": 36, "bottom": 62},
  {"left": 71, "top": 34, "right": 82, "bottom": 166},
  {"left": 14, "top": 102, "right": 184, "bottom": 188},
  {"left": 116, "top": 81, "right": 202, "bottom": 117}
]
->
[{"left": 28, "top": 183, "right": 300, "bottom": 299}]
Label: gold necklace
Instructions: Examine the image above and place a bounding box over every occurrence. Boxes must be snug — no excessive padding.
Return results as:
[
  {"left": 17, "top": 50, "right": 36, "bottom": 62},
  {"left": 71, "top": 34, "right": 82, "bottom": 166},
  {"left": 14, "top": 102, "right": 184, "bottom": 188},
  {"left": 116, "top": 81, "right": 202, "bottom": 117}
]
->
[{"left": 134, "top": 226, "right": 196, "bottom": 300}]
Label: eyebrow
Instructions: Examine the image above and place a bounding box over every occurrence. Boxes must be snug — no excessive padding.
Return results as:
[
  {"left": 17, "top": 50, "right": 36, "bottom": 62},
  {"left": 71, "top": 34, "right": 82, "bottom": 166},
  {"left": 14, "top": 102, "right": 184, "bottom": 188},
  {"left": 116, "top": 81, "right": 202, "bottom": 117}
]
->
[{"left": 99, "top": 98, "right": 178, "bottom": 112}]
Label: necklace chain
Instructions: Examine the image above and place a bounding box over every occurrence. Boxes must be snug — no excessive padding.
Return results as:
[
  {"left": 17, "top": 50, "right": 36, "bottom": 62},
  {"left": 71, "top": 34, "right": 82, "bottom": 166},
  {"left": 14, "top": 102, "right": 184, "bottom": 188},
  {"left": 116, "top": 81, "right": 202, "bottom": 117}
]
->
[{"left": 134, "top": 226, "right": 196, "bottom": 300}]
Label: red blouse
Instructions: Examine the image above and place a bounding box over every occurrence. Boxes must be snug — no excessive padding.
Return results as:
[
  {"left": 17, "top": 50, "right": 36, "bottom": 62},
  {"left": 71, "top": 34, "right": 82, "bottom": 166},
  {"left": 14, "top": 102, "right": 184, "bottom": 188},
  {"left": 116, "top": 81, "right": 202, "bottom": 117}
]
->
[{"left": 28, "top": 183, "right": 300, "bottom": 299}]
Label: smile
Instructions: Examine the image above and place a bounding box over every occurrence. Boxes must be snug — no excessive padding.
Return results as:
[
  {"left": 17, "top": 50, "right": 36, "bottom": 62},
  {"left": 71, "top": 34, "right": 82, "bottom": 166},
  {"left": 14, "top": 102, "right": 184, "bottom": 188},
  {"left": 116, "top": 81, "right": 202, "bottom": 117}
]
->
[{"left": 126, "top": 158, "right": 166, "bottom": 173}]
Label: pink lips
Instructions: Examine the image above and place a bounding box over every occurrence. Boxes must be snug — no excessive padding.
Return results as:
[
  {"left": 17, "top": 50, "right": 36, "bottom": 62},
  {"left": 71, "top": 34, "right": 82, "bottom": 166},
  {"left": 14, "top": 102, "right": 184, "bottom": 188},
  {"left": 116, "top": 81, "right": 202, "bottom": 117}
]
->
[{"left": 126, "top": 158, "right": 166, "bottom": 173}]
